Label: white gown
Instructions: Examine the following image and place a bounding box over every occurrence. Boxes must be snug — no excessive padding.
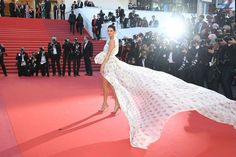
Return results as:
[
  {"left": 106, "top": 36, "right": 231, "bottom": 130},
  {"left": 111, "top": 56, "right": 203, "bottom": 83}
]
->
[{"left": 94, "top": 37, "right": 236, "bottom": 149}]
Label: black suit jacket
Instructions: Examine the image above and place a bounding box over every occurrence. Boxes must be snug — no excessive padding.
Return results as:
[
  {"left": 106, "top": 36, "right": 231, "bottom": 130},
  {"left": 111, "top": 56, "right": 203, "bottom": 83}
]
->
[
  {"left": 45, "top": 1, "right": 51, "bottom": 12},
  {"left": 48, "top": 42, "right": 61, "bottom": 56},
  {"left": 73, "top": 42, "right": 82, "bottom": 56},
  {"left": 83, "top": 41, "right": 93, "bottom": 57},
  {"left": 16, "top": 52, "right": 29, "bottom": 66},
  {"left": 68, "top": 13, "right": 76, "bottom": 24},
  {"left": 37, "top": 51, "right": 49, "bottom": 64},
  {"left": 60, "top": 4, "right": 66, "bottom": 12}
]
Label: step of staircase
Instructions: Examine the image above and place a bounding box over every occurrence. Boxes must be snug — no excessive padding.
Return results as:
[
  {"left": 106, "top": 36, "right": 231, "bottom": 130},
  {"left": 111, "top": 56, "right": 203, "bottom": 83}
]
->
[{"left": 0, "top": 17, "right": 105, "bottom": 75}]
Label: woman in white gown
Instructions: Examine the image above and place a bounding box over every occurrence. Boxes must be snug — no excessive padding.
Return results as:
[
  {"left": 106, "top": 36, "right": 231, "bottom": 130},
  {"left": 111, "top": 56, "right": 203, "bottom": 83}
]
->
[{"left": 94, "top": 25, "right": 236, "bottom": 149}]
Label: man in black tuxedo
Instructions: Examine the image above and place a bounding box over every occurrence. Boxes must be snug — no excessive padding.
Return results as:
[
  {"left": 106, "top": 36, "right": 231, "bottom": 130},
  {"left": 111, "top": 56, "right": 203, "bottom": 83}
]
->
[
  {"left": 83, "top": 36, "right": 93, "bottom": 76},
  {"left": 73, "top": 38, "right": 82, "bottom": 76},
  {"left": 16, "top": 48, "right": 29, "bottom": 76},
  {"left": 96, "top": 14, "right": 103, "bottom": 40},
  {"left": 68, "top": 11, "right": 76, "bottom": 35},
  {"left": 0, "top": 0, "right": 5, "bottom": 17},
  {"left": 48, "top": 37, "right": 62, "bottom": 76},
  {"left": 53, "top": 1, "right": 59, "bottom": 19},
  {"left": 37, "top": 47, "right": 50, "bottom": 77},
  {"left": 0, "top": 44, "right": 7, "bottom": 76},
  {"left": 45, "top": 0, "right": 51, "bottom": 19},
  {"left": 9, "top": 0, "right": 15, "bottom": 17},
  {"left": 60, "top": 1, "right": 66, "bottom": 20},
  {"left": 76, "top": 13, "right": 84, "bottom": 35},
  {"left": 62, "top": 38, "right": 73, "bottom": 76}
]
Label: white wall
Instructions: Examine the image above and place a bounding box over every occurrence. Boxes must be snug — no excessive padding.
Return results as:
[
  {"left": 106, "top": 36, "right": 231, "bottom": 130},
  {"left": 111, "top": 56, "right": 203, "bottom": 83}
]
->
[{"left": 64, "top": 0, "right": 129, "bottom": 13}]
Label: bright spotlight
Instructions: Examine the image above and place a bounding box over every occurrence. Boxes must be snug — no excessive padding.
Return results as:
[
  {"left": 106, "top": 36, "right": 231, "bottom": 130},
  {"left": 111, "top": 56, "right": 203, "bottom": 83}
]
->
[{"left": 163, "top": 17, "right": 186, "bottom": 39}]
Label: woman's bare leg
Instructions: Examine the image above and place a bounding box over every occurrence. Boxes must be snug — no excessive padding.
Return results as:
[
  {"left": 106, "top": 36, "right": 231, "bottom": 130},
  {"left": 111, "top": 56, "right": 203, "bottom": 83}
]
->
[
  {"left": 99, "top": 77, "right": 109, "bottom": 112},
  {"left": 110, "top": 84, "right": 121, "bottom": 113}
]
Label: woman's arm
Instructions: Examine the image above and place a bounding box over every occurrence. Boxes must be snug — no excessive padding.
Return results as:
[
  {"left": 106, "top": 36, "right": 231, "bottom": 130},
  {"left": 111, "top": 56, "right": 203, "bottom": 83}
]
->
[{"left": 100, "top": 39, "right": 115, "bottom": 74}]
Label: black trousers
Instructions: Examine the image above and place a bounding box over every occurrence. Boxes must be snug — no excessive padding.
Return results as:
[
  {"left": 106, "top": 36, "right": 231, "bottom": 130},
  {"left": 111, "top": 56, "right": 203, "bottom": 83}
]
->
[
  {"left": 191, "top": 64, "right": 207, "bottom": 87},
  {"left": 96, "top": 28, "right": 101, "bottom": 40},
  {"left": 51, "top": 55, "right": 61, "bottom": 76},
  {"left": 70, "top": 23, "right": 75, "bottom": 34},
  {"left": 54, "top": 12, "right": 58, "bottom": 19},
  {"left": 0, "top": 59, "right": 7, "bottom": 76},
  {"left": 221, "top": 65, "right": 234, "bottom": 99},
  {"left": 63, "top": 54, "right": 77, "bottom": 76},
  {"left": 68, "top": 55, "right": 77, "bottom": 76},
  {"left": 40, "top": 63, "right": 49, "bottom": 76},
  {"left": 17, "top": 65, "right": 28, "bottom": 76},
  {"left": 76, "top": 25, "right": 83, "bottom": 35},
  {"left": 84, "top": 55, "right": 93, "bottom": 75},
  {"left": 60, "top": 11, "right": 65, "bottom": 20},
  {"left": 45, "top": 11, "right": 50, "bottom": 19},
  {"left": 29, "top": 65, "right": 39, "bottom": 76},
  {"left": 76, "top": 55, "right": 82, "bottom": 75}
]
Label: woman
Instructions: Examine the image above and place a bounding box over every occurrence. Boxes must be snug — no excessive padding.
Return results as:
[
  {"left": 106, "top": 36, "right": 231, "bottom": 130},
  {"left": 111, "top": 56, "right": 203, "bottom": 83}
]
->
[{"left": 94, "top": 25, "right": 236, "bottom": 149}]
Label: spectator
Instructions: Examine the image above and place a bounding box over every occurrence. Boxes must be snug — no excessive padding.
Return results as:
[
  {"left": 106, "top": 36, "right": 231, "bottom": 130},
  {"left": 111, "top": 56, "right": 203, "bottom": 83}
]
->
[
  {"left": 76, "top": 13, "right": 84, "bottom": 35},
  {"left": 9, "top": 0, "right": 15, "bottom": 17},
  {"left": 92, "top": 15, "right": 97, "bottom": 39},
  {"left": 71, "top": 1, "right": 78, "bottom": 10},
  {"left": 60, "top": 0, "right": 66, "bottom": 20},
  {"left": 45, "top": 0, "right": 51, "bottom": 19},
  {"left": 149, "top": 15, "right": 159, "bottom": 27},
  {"left": 78, "top": 0, "right": 83, "bottom": 8},
  {"left": 68, "top": 10, "right": 76, "bottom": 35},
  {"left": 0, "top": 0, "right": 5, "bottom": 17},
  {"left": 53, "top": 1, "right": 59, "bottom": 19},
  {"left": 41, "top": 0, "right": 45, "bottom": 18}
]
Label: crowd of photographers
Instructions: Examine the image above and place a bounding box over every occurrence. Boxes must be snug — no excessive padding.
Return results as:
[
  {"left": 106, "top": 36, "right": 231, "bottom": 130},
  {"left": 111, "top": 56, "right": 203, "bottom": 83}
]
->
[
  {"left": 116, "top": 9, "right": 236, "bottom": 99},
  {"left": 11, "top": 35, "right": 94, "bottom": 77}
]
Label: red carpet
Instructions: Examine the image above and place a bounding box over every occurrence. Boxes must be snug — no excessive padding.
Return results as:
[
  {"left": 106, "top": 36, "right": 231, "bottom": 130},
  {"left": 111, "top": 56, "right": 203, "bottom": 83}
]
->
[
  {"left": 0, "top": 17, "right": 105, "bottom": 74},
  {"left": 0, "top": 73, "right": 236, "bottom": 157}
]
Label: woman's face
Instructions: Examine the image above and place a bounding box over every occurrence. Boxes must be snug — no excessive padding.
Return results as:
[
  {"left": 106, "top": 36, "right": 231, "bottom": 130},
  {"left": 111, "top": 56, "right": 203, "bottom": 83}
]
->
[{"left": 107, "top": 28, "right": 115, "bottom": 38}]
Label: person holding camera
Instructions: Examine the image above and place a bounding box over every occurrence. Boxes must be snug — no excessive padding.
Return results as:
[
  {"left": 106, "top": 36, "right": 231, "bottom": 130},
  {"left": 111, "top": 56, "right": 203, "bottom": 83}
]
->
[
  {"left": 207, "top": 44, "right": 221, "bottom": 92},
  {"left": 0, "top": 44, "right": 7, "bottom": 76},
  {"left": 37, "top": 47, "right": 50, "bottom": 77},
  {"left": 16, "top": 48, "right": 29, "bottom": 77},
  {"left": 48, "top": 37, "right": 62, "bottom": 76},
  {"left": 72, "top": 38, "right": 82, "bottom": 76},
  {"left": 62, "top": 38, "right": 73, "bottom": 76},
  {"left": 219, "top": 36, "right": 236, "bottom": 99},
  {"left": 28, "top": 52, "right": 39, "bottom": 76},
  {"left": 188, "top": 36, "right": 209, "bottom": 87}
]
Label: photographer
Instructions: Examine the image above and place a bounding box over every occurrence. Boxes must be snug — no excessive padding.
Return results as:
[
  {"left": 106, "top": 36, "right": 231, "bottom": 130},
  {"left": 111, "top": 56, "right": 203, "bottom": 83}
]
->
[
  {"left": 188, "top": 37, "right": 209, "bottom": 87},
  {"left": 16, "top": 48, "right": 29, "bottom": 77},
  {"left": 207, "top": 44, "right": 221, "bottom": 92},
  {"left": 219, "top": 36, "right": 236, "bottom": 99},
  {"left": 28, "top": 52, "right": 39, "bottom": 76},
  {"left": 72, "top": 38, "right": 82, "bottom": 76},
  {"left": 0, "top": 44, "right": 7, "bottom": 76},
  {"left": 37, "top": 47, "right": 49, "bottom": 77},
  {"left": 62, "top": 38, "right": 73, "bottom": 76},
  {"left": 48, "top": 37, "right": 62, "bottom": 76}
]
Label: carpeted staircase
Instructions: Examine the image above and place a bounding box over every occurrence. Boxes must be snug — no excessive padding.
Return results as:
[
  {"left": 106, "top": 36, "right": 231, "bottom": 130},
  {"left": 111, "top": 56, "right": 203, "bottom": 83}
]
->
[{"left": 0, "top": 17, "right": 105, "bottom": 74}]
